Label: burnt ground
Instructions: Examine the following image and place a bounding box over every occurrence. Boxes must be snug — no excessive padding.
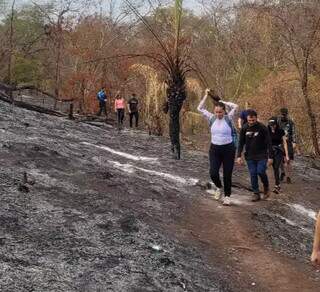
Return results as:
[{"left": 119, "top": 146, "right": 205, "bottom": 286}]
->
[{"left": 0, "top": 101, "right": 320, "bottom": 292}]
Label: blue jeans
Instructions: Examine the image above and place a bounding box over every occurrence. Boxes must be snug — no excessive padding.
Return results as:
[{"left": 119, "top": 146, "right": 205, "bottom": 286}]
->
[{"left": 247, "top": 159, "right": 269, "bottom": 194}]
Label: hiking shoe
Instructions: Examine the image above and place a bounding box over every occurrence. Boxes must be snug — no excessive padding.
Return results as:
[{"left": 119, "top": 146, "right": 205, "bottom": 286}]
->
[
  {"left": 207, "top": 188, "right": 223, "bottom": 200},
  {"left": 273, "top": 185, "right": 281, "bottom": 194},
  {"left": 223, "top": 196, "right": 231, "bottom": 206},
  {"left": 286, "top": 177, "right": 292, "bottom": 184},
  {"left": 262, "top": 187, "right": 270, "bottom": 200},
  {"left": 251, "top": 193, "right": 261, "bottom": 202},
  {"left": 280, "top": 172, "right": 285, "bottom": 182}
]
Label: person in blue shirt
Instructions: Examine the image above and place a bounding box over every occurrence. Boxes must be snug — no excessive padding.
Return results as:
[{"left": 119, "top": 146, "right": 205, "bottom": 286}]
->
[{"left": 97, "top": 87, "right": 107, "bottom": 117}]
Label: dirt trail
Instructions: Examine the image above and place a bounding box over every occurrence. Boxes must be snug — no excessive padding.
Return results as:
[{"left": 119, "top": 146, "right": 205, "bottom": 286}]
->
[{"left": 174, "top": 194, "right": 319, "bottom": 291}]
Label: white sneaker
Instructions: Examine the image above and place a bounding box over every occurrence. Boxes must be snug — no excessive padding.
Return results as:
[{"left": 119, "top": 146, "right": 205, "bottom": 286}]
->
[
  {"left": 206, "top": 188, "right": 223, "bottom": 200},
  {"left": 222, "top": 196, "right": 231, "bottom": 206}
]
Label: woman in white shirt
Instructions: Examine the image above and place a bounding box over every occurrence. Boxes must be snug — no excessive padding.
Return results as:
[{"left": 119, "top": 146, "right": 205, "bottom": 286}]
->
[{"left": 197, "top": 89, "right": 238, "bottom": 206}]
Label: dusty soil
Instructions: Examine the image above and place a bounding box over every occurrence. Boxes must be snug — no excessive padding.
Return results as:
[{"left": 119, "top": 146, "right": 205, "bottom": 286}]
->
[{"left": 0, "top": 100, "right": 320, "bottom": 291}]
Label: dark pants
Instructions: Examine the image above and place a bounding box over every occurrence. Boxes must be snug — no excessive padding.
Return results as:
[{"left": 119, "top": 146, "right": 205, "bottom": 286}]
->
[
  {"left": 97, "top": 101, "right": 107, "bottom": 116},
  {"left": 129, "top": 112, "right": 139, "bottom": 128},
  {"left": 209, "top": 143, "right": 235, "bottom": 197},
  {"left": 272, "top": 148, "right": 283, "bottom": 186},
  {"left": 117, "top": 109, "right": 125, "bottom": 125},
  {"left": 247, "top": 159, "right": 269, "bottom": 194}
]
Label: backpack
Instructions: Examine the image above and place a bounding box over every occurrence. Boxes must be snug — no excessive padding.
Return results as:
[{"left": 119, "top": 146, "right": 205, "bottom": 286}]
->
[
  {"left": 97, "top": 90, "right": 106, "bottom": 101},
  {"left": 209, "top": 115, "right": 238, "bottom": 147}
]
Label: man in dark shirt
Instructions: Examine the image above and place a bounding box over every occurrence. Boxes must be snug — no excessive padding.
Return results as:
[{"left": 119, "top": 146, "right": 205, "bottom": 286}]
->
[
  {"left": 96, "top": 87, "right": 107, "bottom": 117},
  {"left": 277, "top": 107, "right": 297, "bottom": 183},
  {"left": 237, "top": 110, "right": 273, "bottom": 202},
  {"left": 128, "top": 93, "right": 139, "bottom": 128}
]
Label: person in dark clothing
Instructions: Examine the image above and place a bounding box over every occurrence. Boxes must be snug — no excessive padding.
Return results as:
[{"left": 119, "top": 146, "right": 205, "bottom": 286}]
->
[
  {"left": 268, "top": 117, "right": 289, "bottom": 194},
  {"left": 278, "top": 107, "right": 297, "bottom": 183},
  {"left": 237, "top": 102, "right": 252, "bottom": 129},
  {"left": 96, "top": 87, "right": 107, "bottom": 117},
  {"left": 127, "top": 93, "right": 139, "bottom": 128},
  {"left": 237, "top": 110, "right": 273, "bottom": 202}
]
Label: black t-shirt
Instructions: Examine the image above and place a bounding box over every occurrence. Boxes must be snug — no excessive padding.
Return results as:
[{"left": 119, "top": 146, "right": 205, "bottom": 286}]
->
[
  {"left": 237, "top": 122, "right": 273, "bottom": 160},
  {"left": 269, "top": 128, "right": 285, "bottom": 146},
  {"left": 128, "top": 97, "right": 139, "bottom": 112}
]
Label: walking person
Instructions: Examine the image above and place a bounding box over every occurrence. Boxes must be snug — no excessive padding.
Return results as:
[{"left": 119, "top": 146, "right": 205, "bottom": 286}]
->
[
  {"left": 237, "top": 110, "right": 273, "bottom": 202},
  {"left": 96, "top": 87, "right": 107, "bottom": 117},
  {"left": 267, "top": 117, "right": 289, "bottom": 194},
  {"left": 277, "top": 107, "right": 297, "bottom": 184},
  {"left": 198, "top": 89, "right": 238, "bottom": 206},
  {"left": 114, "top": 94, "right": 125, "bottom": 129},
  {"left": 237, "top": 101, "right": 252, "bottom": 129},
  {"left": 127, "top": 93, "right": 139, "bottom": 128}
]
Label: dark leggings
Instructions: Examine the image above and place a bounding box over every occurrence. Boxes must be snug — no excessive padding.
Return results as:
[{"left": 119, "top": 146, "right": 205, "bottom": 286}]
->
[
  {"left": 209, "top": 143, "right": 235, "bottom": 197},
  {"left": 273, "top": 148, "right": 283, "bottom": 186},
  {"left": 117, "top": 109, "right": 124, "bottom": 125}
]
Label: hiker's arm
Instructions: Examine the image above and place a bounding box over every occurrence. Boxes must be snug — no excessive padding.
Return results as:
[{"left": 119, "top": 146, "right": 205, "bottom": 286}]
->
[
  {"left": 292, "top": 121, "right": 297, "bottom": 145},
  {"left": 237, "top": 128, "right": 245, "bottom": 158},
  {"left": 283, "top": 136, "right": 289, "bottom": 161},
  {"left": 311, "top": 212, "right": 320, "bottom": 265},
  {"left": 221, "top": 100, "right": 238, "bottom": 118},
  {"left": 238, "top": 117, "right": 242, "bottom": 129},
  {"left": 197, "top": 91, "right": 213, "bottom": 121},
  {"left": 265, "top": 128, "right": 273, "bottom": 159}
]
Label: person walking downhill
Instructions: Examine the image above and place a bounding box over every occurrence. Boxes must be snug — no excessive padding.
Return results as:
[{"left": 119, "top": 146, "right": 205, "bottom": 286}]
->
[
  {"left": 277, "top": 107, "right": 297, "bottom": 184},
  {"left": 198, "top": 89, "right": 238, "bottom": 206},
  {"left": 267, "top": 117, "right": 289, "bottom": 194},
  {"left": 237, "top": 101, "right": 252, "bottom": 129},
  {"left": 96, "top": 87, "right": 107, "bottom": 117},
  {"left": 127, "top": 93, "right": 139, "bottom": 128},
  {"left": 237, "top": 110, "right": 273, "bottom": 202},
  {"left": 114, "top": 94, "right": 125, "bottom": 129}
]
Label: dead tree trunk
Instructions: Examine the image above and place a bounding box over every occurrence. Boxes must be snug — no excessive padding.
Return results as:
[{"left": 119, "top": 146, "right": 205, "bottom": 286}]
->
[
  {"left": 301, "top": 62, "right": 320, "bottom": 156},
  {"left": 7, "top": 0, "right": 16, "bottom": 103}
]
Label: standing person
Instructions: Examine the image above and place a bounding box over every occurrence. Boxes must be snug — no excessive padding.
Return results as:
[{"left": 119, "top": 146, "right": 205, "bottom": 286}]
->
[
  {"left": 238, "top": 101, "right": 252, "bottom": 129},
  {"left": 114, "top": 94, "right": 125, "bottom": 128},
  {"left": 198, "top": 89, "right": 238, "bottom": 206},
  {"left": 277, "top": 107, "right": 297, "bottom": 183},
  {"left": 96, "top": 87, "right": 107, "bottom": 117},
  {"left": 267, "top": 117, "right": 289, "bottom": 194},
  {"left": 237, "top": 110, "right": 273, "bottom": 202},
  {"left": 127, "top": 93, "right": 139, "bottom": 128}
]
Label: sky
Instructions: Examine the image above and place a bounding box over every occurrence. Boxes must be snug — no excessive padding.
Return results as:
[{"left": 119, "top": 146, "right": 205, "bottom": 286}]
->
[{"left": 11, "top": 0, "right": 204, "bottom": 14}]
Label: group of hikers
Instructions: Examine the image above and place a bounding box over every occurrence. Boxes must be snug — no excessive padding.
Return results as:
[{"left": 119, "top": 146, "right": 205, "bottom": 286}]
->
[
  {"left": 198, "top": 89, "right": 298, "bottom": 206},
  {"left": 96, "top": 87, "right": 140, "bottom": 128}
]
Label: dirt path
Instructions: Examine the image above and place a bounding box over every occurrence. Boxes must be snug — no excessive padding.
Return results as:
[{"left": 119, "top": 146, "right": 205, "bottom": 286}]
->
[{"left": 174, "top": 192, "right": 320, "bottom": 291}]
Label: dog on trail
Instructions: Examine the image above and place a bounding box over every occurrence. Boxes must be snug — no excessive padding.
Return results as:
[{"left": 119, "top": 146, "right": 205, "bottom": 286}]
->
[{"left": 311, "top": 211, "right": 320, "bottom": 265}]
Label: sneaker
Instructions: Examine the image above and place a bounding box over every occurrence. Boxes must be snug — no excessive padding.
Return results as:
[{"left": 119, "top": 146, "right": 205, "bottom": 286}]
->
[
  {"left": 286, "top": 177, "right": 292, "bottom": 184},
  {"left": 251, "top": 193, "right": 261, "bottom": 202},
  {"left": 280, "top": 172, "right": 285, "bottom": 182},
  {"left": 273, "top": 185, "right": 281, "bottom": 194},
  {"left": 206, "top": 188, "right": 223, "bottom": 200},
  {"left": 262, "top": 186, "right": 270, "bottom": 200},
  {"left": 223, "top": 196, "right": 231, "bottom": 206}
]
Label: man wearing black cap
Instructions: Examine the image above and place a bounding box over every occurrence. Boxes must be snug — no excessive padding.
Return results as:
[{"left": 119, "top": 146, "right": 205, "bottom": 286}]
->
[
  {"left": 277, "top": 107, "right": 297, "bottom": 183},
  {"left": 237, "top": 109, "right": 273, "bottom": 202}
]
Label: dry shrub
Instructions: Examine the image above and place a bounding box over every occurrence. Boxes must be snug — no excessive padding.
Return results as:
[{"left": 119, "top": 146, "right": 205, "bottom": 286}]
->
[
  {"left": 129, "top": 64, "right": 167, "bottom": 135},
  {"left": 240, "top": 70, "right": 320, "bottom": 154}
]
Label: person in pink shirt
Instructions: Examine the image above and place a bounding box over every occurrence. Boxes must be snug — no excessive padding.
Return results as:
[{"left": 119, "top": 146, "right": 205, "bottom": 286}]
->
[{"left": 114, "top": 94, "right": 126, "bottom": 126}]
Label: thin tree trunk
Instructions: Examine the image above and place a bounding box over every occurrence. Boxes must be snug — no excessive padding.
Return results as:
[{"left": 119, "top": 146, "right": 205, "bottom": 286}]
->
[
  {"left": 8, "top": 0, "right": 16, "bottom": 102},
  {"left": 301, "top": 63, "right": 320, "bottom": 156}
]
